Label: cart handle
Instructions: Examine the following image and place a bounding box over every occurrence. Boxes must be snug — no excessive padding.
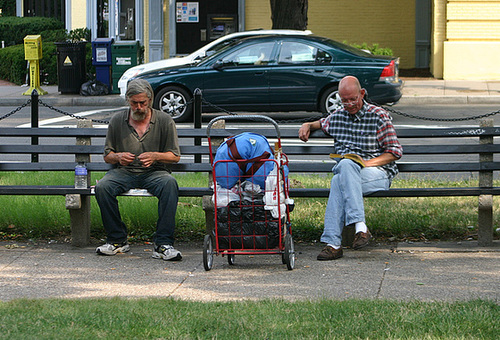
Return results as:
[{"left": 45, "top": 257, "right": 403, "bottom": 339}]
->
[{"left": 206, "top": 115, "right": 281, "bottom": 139}]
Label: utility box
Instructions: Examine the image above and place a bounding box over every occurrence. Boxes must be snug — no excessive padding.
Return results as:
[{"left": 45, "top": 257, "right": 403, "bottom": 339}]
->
[
  {"left": 111, "top": 41, "right": 141, "bottom": 94},
  {"left": 55, "top": 41, "right": 87, "bottom": 94},
  {"left": 24, "top": 35, "right": 42, "bottom": 60},
  {"left": 92, "top": 38, "right": 113, "bottom": 91},
  {"left": 23, "top": 35, "right": 46, "bottom": 95}
]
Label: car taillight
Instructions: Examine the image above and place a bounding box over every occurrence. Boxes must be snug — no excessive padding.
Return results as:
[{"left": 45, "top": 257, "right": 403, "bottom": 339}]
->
[{"left": 379, "top": 58, "right": 399, "bottom": 82}]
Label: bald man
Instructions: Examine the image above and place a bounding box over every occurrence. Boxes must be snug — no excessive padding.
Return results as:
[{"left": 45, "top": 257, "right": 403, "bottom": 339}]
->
[{"left": 299, "top": 76, "right": 403, "bottom": 260}]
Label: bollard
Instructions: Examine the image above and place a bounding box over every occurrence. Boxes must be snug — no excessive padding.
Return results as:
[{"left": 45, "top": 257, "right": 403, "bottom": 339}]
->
[
  {"left": 194, "top": 88, "right": 202, "bottom": 163},
  {"left": 30, "top": 89, "right": 39, "bottom": 162}
]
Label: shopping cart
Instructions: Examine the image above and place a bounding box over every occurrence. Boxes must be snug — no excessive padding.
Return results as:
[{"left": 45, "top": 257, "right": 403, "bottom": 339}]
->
[{"left": 203, "top": 115, "right": 295, "bottom": 271}]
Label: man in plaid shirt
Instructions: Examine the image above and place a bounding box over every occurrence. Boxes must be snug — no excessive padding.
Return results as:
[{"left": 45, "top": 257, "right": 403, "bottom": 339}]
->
[{"left": 299, "top": 76, "right": 403, "bottom": 260}]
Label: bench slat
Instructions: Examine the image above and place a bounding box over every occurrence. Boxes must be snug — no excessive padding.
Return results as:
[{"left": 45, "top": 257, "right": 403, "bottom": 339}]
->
[{"left": 288, "top": 187, "right": 500, "bottom": 197}]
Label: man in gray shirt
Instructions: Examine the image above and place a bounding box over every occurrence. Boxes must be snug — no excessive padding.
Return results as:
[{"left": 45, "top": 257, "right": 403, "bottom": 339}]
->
[{"left": 95, "top": 79, "right": 182, "bottom": 261}]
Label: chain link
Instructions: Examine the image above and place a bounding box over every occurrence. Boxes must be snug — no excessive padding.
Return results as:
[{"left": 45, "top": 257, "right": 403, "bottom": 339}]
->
[
  {"left": 38, "top": 99, "right": 111, "bottom": 124},
  {"left": 0, "top": 100, "right": 31, "bottom": 121},
  {"left": 0, "top": 96, "right": 498, "bottom": 125},
  {"left": 370, "top": 100, "right": 500, "bottom": 122}
]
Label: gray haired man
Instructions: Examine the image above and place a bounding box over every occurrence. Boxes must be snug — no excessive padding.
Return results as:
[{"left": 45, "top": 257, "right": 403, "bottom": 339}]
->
[{"left": 95, "top": 79, "right": 182, "bottom": 260}]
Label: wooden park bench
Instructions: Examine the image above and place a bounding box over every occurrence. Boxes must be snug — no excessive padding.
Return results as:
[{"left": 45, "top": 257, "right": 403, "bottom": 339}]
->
[{"left": 0, "top": 109, "right": 498, "bottom": 247}]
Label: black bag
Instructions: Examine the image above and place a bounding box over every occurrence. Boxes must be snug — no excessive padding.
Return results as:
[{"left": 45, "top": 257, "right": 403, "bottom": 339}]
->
[{"left": 80, "top": 80, "right": 110, "bottom": 96}]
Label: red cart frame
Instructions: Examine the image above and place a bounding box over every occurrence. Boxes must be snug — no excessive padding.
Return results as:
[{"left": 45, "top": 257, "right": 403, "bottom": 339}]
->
[{"left": 203, "top": 115, "right": 295, "bottom": 270}]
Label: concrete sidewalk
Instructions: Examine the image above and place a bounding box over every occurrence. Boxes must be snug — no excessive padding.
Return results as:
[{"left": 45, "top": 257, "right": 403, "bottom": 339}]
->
[
  {"left": 0, "top": 78, "right": 500, "bottom": 107},
  {"left": 1, "top": 240, "right": 498, "bottom": 302}
]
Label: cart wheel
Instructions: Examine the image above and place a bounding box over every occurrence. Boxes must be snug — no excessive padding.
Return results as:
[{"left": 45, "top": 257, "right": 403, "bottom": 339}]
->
[
  {"left": 227, "top": 253, "right": 235, "bottom": 265},
  {"left": 284, "top": 233, "right": 295, "bottom": 270},
  {"left": 203, "top": 234, "right": 214, "bottom": 271}
]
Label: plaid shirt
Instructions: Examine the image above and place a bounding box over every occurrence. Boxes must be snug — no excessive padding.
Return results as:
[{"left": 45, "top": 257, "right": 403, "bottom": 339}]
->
[{"left": 320, "top": 102, "right": 403, "bottom": 180}]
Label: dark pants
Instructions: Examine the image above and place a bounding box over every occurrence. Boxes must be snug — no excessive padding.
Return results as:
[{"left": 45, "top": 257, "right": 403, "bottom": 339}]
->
[{"left": 95, "top": 168, "right": 179, "bottom": 245}]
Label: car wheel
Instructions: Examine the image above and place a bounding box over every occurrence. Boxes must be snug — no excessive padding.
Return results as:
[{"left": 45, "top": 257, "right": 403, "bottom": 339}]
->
[
  {"left": 154, "top": 86, "right": 193, "bottom": 122},
  {"left": 320, "top": 87, "right": 341, "bottom": 115}
]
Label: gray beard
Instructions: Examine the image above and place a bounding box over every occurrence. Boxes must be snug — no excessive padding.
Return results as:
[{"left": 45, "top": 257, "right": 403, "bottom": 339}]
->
[{"left": 131, "top": 110, "right": 147, "bottom": 121}]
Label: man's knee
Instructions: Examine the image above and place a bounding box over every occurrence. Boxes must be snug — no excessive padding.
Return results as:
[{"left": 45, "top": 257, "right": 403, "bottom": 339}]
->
[{"left": 157, "top": 175, "right": 179, "bottom": 195}]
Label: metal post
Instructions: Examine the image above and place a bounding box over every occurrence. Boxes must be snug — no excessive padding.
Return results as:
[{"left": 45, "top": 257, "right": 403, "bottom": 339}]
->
[
  {"left": 194, "top": 88, "right": 202, "bottom": 163},
  {"left": 30, "top": 89, "right": 39, "bottom": 162}
]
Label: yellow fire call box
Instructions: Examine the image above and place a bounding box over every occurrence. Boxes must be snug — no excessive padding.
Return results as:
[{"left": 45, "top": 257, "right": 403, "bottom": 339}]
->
[
  {"left": 24, "top": 35, "right": 43, "bottom": 60},
  {"left": 23, "top": 35, "right": 47, "bottom": 95}
]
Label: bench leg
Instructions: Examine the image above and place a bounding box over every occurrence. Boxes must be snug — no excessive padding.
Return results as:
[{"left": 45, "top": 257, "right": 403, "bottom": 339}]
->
[
  {"left": 341, "top": 224, "right": 355, "bottom": 247},
  {"left": 478, "top": 194, "right": 493, "bottom": 246},
  {"left": 66, "top": 194, "right": 91, "bottom": 247},
  {"left": 202, "top": 195, "right": 215, "bottom": 234}
]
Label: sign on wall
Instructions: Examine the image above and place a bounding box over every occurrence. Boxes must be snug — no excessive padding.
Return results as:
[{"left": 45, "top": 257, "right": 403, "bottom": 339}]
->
[{"left": 176, "top": 2, "right": 199, "bottom": 23}]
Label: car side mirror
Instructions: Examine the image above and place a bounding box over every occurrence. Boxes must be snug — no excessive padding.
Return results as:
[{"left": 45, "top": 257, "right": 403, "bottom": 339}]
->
[{"left": 213, "top": 60, "right": 224, "bottom": 70}]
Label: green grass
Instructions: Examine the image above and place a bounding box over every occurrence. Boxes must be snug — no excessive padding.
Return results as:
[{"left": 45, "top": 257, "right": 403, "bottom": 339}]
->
[
  {"left": 0, "top": 298, "right": 497, "bottom": 339},
  {"left": 1, "top": 172, "right": 499, "bottom": 243}
]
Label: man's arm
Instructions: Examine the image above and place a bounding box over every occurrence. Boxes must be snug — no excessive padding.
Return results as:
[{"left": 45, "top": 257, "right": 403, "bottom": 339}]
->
[
  {"left": 363, "top": 152, "right": 398, "bottom": 168},
  {"left": 299, "top": 120, "right": 322, "bottom": 142}
]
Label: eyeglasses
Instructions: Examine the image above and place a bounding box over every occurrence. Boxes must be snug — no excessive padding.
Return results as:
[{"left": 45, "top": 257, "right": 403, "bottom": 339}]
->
[{"left": 341, "top": 94, "right": 361, "bottom": 107}]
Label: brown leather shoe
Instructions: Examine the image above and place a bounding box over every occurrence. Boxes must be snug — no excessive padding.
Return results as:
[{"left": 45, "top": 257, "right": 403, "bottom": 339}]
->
[
  {"left": 317, "top": 245, "right": 343, "bottom": 260},
  {"left": 352, "top": 230, "right": 372, "bottom": 249}
]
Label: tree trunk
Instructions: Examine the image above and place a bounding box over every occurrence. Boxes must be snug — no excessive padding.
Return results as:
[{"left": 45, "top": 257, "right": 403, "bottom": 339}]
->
[{"left": 270, "top": 0, "right": 308, "bottom": 30}]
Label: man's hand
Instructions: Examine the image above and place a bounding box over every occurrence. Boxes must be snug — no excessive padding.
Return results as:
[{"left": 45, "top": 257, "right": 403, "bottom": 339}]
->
[
  {"left": 299, "top": 121, "right": 321, "bottom": 142},
  {"left": 298, "top": 123, "right": 312, "bottom": 142},
  {"left": 116, "top": 152, "right": 136, "bottom": 166},
  {"left": 138, "top": 152, "right": 157, "bottom": 168}
]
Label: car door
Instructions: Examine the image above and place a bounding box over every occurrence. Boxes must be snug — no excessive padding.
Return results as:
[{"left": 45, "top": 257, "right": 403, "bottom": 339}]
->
[
  {"left": 269, "top": 40, "right": 333, "bottom": 111},
  {"left": 201, "top": 41, "right": 275, "bottom": 111}
]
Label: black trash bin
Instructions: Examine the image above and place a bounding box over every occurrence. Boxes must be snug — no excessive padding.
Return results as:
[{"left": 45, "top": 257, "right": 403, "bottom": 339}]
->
[{"left": 55, "top": 41, "right": 87, "bottom": 94}]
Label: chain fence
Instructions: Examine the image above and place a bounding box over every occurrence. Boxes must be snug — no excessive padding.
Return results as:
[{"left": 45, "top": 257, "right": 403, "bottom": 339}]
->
[{"left": 0, "top": 95, "right": 499, "bottom": 125}]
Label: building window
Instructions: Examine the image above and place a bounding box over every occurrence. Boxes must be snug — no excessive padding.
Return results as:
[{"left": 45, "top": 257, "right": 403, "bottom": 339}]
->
[
  {"left": 97, "top": 0, "right": 109, "bottom": 38},
  {"left": 119, "top": 0, "right": 136, "bottom": 40}
]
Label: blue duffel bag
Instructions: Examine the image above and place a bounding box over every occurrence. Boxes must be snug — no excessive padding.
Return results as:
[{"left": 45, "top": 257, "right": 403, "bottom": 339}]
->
[{"left": 214, "top": 132, "right": 274, "bottom": 189}]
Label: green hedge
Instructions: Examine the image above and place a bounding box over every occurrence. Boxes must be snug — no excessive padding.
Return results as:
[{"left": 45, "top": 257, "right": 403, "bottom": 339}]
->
[
  {"left": 0, "top": 16, "right": 64, "bottom": 46},
  {"left": 0, "top": 0, "right": 16, "bottom": 17}
]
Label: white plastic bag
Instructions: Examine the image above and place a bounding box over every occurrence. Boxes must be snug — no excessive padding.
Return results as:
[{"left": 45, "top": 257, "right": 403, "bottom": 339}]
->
[
  {"left": 212, "top": 183, "right": 240, "bottom": 207},
  {"left": 263, "top": 163, "right": 285, "bottom": 219}
]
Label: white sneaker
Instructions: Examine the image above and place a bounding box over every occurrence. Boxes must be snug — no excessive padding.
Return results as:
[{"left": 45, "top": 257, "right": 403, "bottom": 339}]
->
[
  {"left": 96, "top": 242, "right": 130, "bottom": 256},
  {"left": 152, "top": 244, "right": 182, "bottom": 261}
]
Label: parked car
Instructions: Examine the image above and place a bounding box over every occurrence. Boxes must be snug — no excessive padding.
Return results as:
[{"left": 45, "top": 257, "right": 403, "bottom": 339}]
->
[
  {"left": 133, "top": 34, "right": 403, "bottom": 122},
  {"left": 117, "top": 29, "right": 312, "bottom": 96}
]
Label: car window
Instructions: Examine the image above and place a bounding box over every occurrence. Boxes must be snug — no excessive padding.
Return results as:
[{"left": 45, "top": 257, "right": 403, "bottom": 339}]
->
[
  {"left": 221, "top": 42, "right": 274, "bottom": 66},
  {"left": 278, "top": 41, "right": 332, "bottom": 64},
  {"left": 278, "top": 42, "right": 315, "bottom": 64},
  {"left": 205, "top": 38, "right": 241, "bottom": 58}
]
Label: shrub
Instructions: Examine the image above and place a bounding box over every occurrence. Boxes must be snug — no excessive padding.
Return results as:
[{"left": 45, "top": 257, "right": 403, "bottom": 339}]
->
[
  {"left": 347, "top": 41, "right": 394, "bottom": 56},
  {"left": 0, "top": 16, "right": 64, "bottom": 46},
  {"left": 0, "top": 0, "right": 16, "bottom": 17}
]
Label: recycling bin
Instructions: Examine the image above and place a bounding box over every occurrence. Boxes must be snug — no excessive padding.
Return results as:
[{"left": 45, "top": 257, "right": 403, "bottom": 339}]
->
[
  {"left": 55, "top": 41, "right": 87, "bottom": 94},
  {"left": 111, "top": 41, "right": 141, "bottom": 94},
  {"left": 92, "top": 38, "right": 113, "bottom": 91}
]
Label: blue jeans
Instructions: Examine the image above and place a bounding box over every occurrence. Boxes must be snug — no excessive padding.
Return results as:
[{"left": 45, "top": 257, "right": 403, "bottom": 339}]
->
[
  {"left": 321, "top": 159, "right": 390, "bottom": 247},
  {"left": 95, "top": 168, "right": 179, "bottom": 245}
]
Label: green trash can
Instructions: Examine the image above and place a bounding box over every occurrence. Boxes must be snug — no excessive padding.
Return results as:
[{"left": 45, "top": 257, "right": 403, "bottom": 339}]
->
[
  {"left": 55, "top": 41, "right": 87, "bottom": 94},
  {"left": 111, "top": 41, "right": 141, "bottom": 94}
]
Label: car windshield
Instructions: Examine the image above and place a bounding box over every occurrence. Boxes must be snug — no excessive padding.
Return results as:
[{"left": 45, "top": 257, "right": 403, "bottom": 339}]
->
[{"left": 203, "top": 38, "right": 242, "bottom": 58}]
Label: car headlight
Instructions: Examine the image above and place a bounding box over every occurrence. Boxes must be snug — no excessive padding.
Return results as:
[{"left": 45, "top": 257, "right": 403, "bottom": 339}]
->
[{"left": 120, "top": 67, "right": 145, "bottom": 81}]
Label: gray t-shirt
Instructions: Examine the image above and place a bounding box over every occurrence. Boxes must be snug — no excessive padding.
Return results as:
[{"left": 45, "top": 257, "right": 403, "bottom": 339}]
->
[{"left": 104, "top": 108, "right": 181, "bottom": 173}]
